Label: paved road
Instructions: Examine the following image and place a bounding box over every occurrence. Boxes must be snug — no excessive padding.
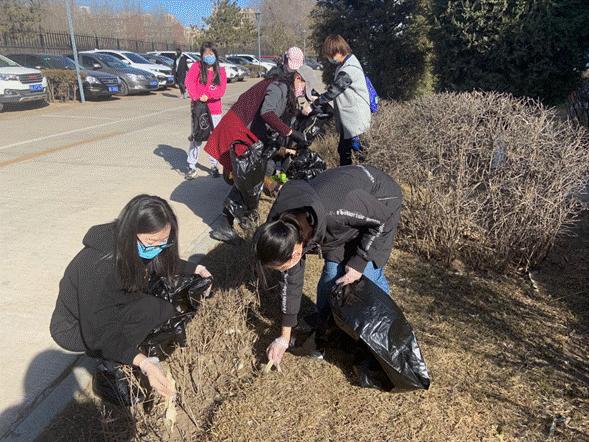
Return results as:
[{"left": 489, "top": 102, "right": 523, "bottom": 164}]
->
[{"left": 0, "top": 81, "right": 254, "bottom": 438}]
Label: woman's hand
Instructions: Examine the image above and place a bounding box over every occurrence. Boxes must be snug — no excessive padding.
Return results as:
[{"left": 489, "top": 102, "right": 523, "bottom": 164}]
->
[
  {"left": 194, "top": 265, "right": 212, "bottom": 297},
  {"left": 302, "top": 103, "right": 313, "bottom": 116},
  {"left": 194, "top": 264, "right": 212, "bottom": 278},
  {"left": 199, "top": 94, "right": 208, "bottom": 102},
  {"left": 335, "top": 265, "right": 362, "bottom": 286},
  {"left": 266, "top": 336, "right": 289, "bottom": 368},
  {"left": 139, "top": 357, "right": 176, "bottom": 399}
]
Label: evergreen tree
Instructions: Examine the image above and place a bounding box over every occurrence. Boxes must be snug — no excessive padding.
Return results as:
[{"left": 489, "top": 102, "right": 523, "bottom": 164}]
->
[
  {"left": 312, "top": 0, "right": 433, "bottom": 101},
  {"left": 431, "top": 0, "right": 589, "bottom": 104},
  {"left": 203, "top": 0, "right": 257, "bottom": 52}
]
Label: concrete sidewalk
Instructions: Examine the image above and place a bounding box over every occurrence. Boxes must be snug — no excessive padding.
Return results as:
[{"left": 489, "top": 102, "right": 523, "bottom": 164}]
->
[{"left": 0, "top": 83, "right": 252, "bottom": 440}]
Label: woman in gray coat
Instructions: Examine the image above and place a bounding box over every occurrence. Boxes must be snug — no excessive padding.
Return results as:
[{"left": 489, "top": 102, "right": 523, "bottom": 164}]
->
[{"left": 313, "top": 35, "right": 371, "bottom": 166}]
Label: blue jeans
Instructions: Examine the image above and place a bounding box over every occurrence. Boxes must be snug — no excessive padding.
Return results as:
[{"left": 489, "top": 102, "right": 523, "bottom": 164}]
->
[{"left": 316, "top": 260, "right": 389, "bottom": 321}]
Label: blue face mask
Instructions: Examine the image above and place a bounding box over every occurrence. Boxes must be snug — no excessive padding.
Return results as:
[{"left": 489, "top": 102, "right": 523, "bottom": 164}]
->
[
  {"left": 203, "top": 54, "right": 216, "bottom": 65},
  {"left": 137, "top": 240, "right": 171, "bottom": 260}
]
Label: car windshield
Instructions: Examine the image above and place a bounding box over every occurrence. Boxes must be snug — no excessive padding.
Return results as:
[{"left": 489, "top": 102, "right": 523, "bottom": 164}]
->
[
  {"left": 187, "top": 52, "right": 201, "bottom": 60},
  {"left": 154, "top": 56, "right": 173, "bottom": 66},
  {"left": 0, "top": 54, "right": 19, "bottom": 67},
  {"left": 122, "top": 52, "right": 150, "bottom": 64},
  {"left": 42, "top": 55, "right": 77, "bottom": 69},
  {"left": 94, "top": 53, "right": 127, "bottom": 69}
]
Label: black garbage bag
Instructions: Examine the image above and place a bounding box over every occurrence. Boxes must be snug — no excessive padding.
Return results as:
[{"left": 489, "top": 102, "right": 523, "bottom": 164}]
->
[
  {"left": 329, "top": 277, "right": 430, "bottom": 392},
  {"left": 295, "top": 102, "right": 334, "bottom": 145},
  {"left": 225, "top": 139, "right": 274, "bottom": 223},
  {"left": 93, "top": 359, "right": 150, "bottom": 407},
  {"left": 188, "top": 100, "right": 214, "bottom": 143},
  {"left": 138, "top": 274, "right": 213, "bottom": 360},
  {"left": 284, "top": 148, "right": 327, "bottom": 180}
]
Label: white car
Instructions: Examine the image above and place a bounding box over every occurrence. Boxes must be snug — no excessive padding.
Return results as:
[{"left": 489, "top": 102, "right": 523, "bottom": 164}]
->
[
  {"left": 0, "top": 54, "right": 47, "bottom": 112},
  {"left": 149, "top": 50, "right": 241, "bottom": 83},
  {"left": 184, "top": 52, "right": 240, "bottom": 83},
  {"left": 228, "top": 54, "right": 276, "bottom": 73},
  {"left": 84, "top": 49, "right": 173, "bottom": 89}
]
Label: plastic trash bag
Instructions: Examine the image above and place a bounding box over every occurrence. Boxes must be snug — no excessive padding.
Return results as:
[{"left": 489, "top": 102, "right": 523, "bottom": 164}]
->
[
  {"left": 93, "top": 359, "right": 149, "bottom": 407},
  {"left": 285, "top": 148, "right": 327, "bottom": 181},
  {"left": 138, "top": 274, "right": 213, "bottom": 360},
  {"left": 329, "top": 277, "right": 431, "bottom": 392},
  {"left": 295, "top": 102, "right": 334, "bottom": 145},
  {"left": 225, "top": 139, "right": 274, "bottom": 223},
  {"left": 188, "top": 100, "right": 214, "bottom": 143}
]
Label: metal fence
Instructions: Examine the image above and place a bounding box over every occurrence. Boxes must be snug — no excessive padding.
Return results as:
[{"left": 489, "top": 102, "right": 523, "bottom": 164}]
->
[{"left": 0, "top": 31, "right": 186, "bottom": 56}]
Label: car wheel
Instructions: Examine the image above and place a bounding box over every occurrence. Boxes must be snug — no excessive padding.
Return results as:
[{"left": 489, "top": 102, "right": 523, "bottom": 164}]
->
[{"left": 119, "top": 80, "right": 129, "bottom": 96}]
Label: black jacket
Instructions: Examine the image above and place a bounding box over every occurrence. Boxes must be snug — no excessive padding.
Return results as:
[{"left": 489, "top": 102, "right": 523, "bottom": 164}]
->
[
  {"left": 50, "top": 223, "right": 194, "bottom": 364},
  {"left": 173, "top": 54, "right": 189, "bottom": 84},
  {"left": 267, "top": 165, "right": 403, "bottom": 327}
]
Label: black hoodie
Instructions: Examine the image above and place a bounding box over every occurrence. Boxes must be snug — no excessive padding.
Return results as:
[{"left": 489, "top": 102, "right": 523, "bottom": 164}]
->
[
  {"left": 50, "top": 223, "right": 194, "bottom": 365},
  {"left": 267, "top": 165, "right": 403, "bottom": 327}
]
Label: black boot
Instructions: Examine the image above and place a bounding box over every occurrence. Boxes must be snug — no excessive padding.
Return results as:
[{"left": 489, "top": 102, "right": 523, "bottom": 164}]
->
[{"left": 210, "top": 215, "right": 239, "bottom": 243}]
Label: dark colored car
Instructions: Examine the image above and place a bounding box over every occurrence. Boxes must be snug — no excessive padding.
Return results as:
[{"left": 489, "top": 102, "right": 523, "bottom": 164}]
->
[
  {"left": 68, "top": 52, "right": 158, "bottom": 95},
  {"left": 141, "top": 54, "right": 174, "bottom": 68},
  {"left": 8, "top": 53, "right": 120, "bottom": 99},
  {"left": 305, "top": 57, "right": 323, "bottom": 70}
]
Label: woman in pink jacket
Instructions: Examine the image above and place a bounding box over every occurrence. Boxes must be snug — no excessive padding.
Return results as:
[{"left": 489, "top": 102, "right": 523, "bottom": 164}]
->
[{"left": 184, "top": 42, "right": 227, "bottom": 179}]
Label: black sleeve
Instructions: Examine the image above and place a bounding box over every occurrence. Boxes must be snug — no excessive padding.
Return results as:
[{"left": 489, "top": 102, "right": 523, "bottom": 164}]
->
[
  {"left": 334, "top": 189, "right": 391, "bottom": 273},
  {"left": 280, "top": 257, "right": 306, "bottom": 327},
  {"left": 180, "top": 259, "right": 197, "bottom": 274},
  {"left": 315, "top": 71, "right": 353, "bottom": 106}
]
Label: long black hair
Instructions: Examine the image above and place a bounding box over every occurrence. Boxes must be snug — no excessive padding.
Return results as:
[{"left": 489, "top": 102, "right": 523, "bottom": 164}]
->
[
  {"left": 199, "top": 41, "right": 221, "bottom": 86},
  {"left": 114, "top": 194, "right": 180, "bottom": 293},
  {"left": 253, "top": 211, "right": 311, "bottom": 286}
]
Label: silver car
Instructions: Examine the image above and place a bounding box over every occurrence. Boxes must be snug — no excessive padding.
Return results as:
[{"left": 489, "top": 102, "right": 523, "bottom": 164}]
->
[{"left": 71, "top": 53, "right": 159, "bottom": 95}]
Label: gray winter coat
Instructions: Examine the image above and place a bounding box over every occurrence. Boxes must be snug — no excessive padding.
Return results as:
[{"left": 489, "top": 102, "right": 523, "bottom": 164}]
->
[{"left": 334, "top": 54, "right": 371, "bottom": 138}]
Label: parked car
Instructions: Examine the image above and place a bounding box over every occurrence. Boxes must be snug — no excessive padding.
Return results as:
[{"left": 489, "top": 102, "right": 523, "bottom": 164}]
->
[
  {"left": 84, "top": 50, "right": 173, "bottom": 88},
  {"left": 219, "top": 57, "right": 247, "bottom": 81},
  {"left": 182, "top": 52, "right": 241, "bottom": 83},
  {"left": 227, "top": 54, "right": 276, "bottom": 73},
  {"left": 66, "top": 52, "right": 158, "bottom": 95},
  {"left": 226, "top": 56, "right": 266, "bottom": 78},
  {"left": 7, "top": 53, "right": 120, "bottom": 99},
  {"left": 146, "top": 51, "right": 178, "bottom": 62},
  {"left": 305, "top": 57, "right": 323, "bottom": 70},
  {"left": 0, "top": 54, "right": 47, "bottom": 112},
  {"left": 140, "top": 53, "right": 174, "bottom": 68}
]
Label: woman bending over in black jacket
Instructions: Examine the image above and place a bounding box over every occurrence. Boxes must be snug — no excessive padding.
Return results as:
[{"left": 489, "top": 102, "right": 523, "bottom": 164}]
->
[
  {"left": 253, "top": 165, "right": 403, "bottom": 368},
  {"left": 50, "top": 195, "right": 212, "bottom": 399}
]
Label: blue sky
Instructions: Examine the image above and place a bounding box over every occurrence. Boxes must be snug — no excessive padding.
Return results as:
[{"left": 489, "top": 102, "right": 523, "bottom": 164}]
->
[{"left": 77, "top": 0, "right": 254, "bottom": 26}]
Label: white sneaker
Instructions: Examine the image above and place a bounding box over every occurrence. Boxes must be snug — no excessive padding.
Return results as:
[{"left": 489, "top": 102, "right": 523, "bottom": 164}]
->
[{"left": 185, "top": 168, "right": 198, "bottom": 180}]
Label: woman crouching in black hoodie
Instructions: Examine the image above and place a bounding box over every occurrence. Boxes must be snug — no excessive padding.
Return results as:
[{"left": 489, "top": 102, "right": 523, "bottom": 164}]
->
[
  {"left": 253, "top": 165, "right": 403, "bottom": 369},
  {"left": 50, "top": 195, "right": 212, "bottom": 401}
]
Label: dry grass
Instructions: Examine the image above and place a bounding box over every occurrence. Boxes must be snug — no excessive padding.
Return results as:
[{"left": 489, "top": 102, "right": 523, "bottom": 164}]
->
[{"left": 40, "top": 165, "right": 589, "bottom": 441}]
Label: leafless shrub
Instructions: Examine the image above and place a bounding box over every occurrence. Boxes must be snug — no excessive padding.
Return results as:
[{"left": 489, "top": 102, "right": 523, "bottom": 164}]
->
[{"left": 364, "top": 92, "right": 589, "bottom": 271}]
